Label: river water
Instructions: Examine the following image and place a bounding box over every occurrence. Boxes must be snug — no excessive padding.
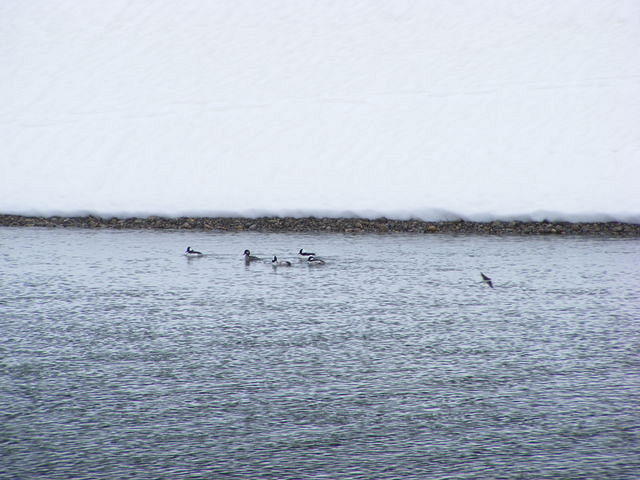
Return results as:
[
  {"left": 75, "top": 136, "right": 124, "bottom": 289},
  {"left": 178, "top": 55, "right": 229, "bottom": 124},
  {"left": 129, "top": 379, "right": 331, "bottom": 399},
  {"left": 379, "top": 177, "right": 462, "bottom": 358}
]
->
[{"left": 1, "top": 227, "right": 639, "bottom": 479}]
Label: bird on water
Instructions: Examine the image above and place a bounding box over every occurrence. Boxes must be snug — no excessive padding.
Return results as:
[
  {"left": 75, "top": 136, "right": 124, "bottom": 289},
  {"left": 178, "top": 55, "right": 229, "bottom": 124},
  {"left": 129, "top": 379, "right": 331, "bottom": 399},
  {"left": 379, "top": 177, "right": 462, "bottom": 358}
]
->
[
  {"left": 481, "top": 272, "right": 493, "bottom": 288},
  {"left": 298, "top": 248, "right": 316, "bottom": 258},
  {"left": 243, "top": 249, "right": 261, "bottom": 263},
  {"left": 272, "top": 256, "right": 292, "bottom": 267},
  {"left": 307, "top": 255, "right": 326, "bottom": 265}
]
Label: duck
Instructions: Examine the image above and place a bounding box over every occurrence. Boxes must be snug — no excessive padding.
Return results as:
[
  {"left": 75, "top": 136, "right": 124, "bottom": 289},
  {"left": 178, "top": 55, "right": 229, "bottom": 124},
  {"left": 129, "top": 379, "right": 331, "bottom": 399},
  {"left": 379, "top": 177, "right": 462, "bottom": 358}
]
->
[
  {"left": 243, "top": 249, "right": 261, "bottom": 263},
  {"left": 185, "top": 246, "right": 203, "bottom": 256},
  {"left": 298, "top": 248, "right": 316, "bottom": 258},
  {"left": 481, "top": 272, "right": 493, "bottom": 288},
  {"left": 307, "top": 255, "right": 326, "bottom": 265},
  {"left": 272, "top": 255, "right": 292, "bottom": 267}
]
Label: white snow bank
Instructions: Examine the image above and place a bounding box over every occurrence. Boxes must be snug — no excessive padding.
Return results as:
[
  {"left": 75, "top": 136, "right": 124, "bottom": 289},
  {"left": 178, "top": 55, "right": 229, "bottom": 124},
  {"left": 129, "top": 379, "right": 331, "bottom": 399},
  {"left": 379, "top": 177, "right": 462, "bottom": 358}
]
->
[{"left": 1, "top": 1, "right": 639, "bottom": 222}]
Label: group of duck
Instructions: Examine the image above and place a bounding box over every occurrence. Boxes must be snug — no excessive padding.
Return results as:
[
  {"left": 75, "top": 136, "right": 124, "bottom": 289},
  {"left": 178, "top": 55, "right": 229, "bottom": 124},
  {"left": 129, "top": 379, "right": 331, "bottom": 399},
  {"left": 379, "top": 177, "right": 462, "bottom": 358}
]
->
[
  {"left": 185, "top": 247, "right": 326, "bottom": 267},
  {"left": 184, "top": 246, "right": 495, "bottom": 287}
]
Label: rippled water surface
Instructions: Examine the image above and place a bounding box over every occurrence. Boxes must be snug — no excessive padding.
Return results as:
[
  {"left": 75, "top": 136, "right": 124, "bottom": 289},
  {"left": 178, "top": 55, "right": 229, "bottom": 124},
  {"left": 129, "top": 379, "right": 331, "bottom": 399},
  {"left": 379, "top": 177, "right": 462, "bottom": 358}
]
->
[{"left": 1, "top": 227, "right": 639, "bottom": 479}]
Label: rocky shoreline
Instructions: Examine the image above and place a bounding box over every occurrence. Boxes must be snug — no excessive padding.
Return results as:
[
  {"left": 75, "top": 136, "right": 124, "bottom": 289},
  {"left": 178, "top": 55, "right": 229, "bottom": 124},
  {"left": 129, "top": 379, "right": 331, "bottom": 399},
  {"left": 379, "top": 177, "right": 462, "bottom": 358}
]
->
[{"left": 1, "top": 214, "right": 639, "bottom": 236}]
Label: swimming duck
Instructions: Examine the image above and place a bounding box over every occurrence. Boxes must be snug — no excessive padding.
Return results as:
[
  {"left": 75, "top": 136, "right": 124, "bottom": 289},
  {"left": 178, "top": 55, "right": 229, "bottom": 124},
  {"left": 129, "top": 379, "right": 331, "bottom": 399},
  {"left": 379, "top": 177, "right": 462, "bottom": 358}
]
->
[
  {"left": 307, "top": 255, "right": 326, "bottom": 265},
  {"left": 185, "top": 246, "right": 203, "bottom": 256},
  {"left": 481, "top": 272, "right": 493, "bottom": 288},
  {"left": 298, "top": 248, "right": 316, "bottom": 258},
  {"left": 272, "top": 255, "right": 292, "bottom": 267},
  {"left": 243, "top": 249, "right": 261, "bottom": 263}
]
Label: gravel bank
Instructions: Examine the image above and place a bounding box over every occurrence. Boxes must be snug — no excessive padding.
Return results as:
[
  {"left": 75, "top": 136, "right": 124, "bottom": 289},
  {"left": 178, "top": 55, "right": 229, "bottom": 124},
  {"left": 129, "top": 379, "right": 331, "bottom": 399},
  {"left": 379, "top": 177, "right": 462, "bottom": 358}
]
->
[{"left": 1, "top": 214, "right": 639, "bottom": 236}]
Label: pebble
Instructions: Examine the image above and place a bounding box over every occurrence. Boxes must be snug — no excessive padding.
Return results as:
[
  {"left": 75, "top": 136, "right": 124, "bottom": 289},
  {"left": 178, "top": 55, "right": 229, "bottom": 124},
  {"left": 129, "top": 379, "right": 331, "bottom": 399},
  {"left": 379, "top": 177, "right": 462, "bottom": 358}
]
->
[{"left": 0, "top": 214, "right": 638, "bottom": 236}]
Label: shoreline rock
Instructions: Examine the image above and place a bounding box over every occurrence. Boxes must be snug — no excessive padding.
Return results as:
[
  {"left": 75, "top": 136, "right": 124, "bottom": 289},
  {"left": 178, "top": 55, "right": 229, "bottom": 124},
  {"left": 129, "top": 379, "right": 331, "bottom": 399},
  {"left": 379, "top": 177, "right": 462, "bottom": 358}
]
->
[{"left": 1, "top": 214, "right": 639, "bottom": 236}]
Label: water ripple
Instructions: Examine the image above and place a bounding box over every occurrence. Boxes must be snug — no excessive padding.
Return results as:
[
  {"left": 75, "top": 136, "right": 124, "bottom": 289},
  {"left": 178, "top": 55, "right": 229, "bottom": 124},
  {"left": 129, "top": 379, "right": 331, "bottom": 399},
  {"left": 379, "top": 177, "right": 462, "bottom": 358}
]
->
[{"left": 1, "top": 228, "right": 639, "bottom": 479}]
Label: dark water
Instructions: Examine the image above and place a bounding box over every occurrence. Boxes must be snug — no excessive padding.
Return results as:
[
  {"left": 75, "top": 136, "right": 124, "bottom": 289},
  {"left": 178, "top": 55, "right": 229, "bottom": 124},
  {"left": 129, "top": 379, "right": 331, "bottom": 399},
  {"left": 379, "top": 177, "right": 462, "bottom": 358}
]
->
[{"left": 1, "top": 227, "right": 639, "bottom": 479}]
